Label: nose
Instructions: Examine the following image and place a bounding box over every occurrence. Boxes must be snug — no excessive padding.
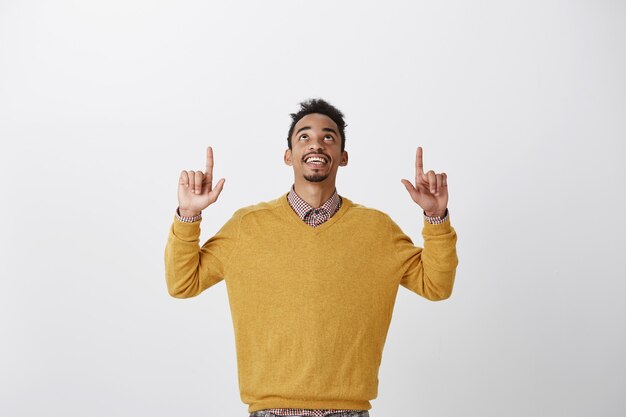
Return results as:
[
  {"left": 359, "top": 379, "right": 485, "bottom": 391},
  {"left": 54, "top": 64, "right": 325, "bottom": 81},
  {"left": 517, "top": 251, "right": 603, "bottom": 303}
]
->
[{"left": 307, "top": 135, "right": 326, "bottom": 150}]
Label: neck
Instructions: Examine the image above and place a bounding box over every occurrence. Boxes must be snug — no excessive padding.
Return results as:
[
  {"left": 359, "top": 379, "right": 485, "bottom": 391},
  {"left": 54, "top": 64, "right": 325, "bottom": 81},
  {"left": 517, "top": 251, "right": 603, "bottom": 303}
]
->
[{"left": 292, "top": 178, "right": 337, "bottom": 208}]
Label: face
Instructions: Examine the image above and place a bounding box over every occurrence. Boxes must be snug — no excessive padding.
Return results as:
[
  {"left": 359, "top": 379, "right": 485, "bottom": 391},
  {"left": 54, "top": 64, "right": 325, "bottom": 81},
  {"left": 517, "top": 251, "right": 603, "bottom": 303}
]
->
[{"left": 284, "top": 113, "right": 348, "bottom": 183}]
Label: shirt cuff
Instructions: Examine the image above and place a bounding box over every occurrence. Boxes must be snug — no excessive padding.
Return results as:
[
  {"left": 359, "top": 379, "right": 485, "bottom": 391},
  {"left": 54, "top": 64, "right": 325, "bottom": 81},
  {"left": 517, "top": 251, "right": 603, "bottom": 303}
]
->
[{"left": 175, "top": 207, "right": 202, "bottom": 223}]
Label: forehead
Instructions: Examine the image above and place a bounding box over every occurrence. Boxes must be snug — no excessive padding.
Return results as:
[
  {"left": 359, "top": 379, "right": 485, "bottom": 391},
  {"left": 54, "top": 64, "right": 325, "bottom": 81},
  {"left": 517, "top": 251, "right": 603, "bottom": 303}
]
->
[{"left": 293, "top": 113, "right": 339, "bottom": 133}]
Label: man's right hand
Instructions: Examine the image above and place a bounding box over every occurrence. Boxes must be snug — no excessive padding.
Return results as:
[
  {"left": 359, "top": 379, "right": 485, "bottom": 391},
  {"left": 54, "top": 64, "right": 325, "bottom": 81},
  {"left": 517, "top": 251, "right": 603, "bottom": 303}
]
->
[{"left": 177, "top": 146, "right": 226, "bottom": 217}]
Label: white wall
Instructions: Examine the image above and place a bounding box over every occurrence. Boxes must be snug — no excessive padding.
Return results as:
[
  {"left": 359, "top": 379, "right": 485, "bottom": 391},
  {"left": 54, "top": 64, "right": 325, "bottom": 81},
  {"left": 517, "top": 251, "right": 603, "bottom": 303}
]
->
[{"left": 1, "top": 1, "right": 624, "bottom": 416}]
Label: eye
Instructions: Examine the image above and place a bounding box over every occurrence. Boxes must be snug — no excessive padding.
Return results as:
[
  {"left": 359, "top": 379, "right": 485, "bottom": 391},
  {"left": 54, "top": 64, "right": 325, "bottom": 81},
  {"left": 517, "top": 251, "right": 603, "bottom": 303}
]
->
[
  {"left": 298, "top": 134, "right": 308, "bottom": 140},
  {"left": 324, "top": 135, "right": 334, "bottom": 141}
]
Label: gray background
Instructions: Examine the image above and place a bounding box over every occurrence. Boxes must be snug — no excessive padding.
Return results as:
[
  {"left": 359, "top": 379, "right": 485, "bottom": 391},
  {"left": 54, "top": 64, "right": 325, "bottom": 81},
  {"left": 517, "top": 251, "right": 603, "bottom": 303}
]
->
[{"left": 1, "top": 1, "right": 625, "bottom": 416}]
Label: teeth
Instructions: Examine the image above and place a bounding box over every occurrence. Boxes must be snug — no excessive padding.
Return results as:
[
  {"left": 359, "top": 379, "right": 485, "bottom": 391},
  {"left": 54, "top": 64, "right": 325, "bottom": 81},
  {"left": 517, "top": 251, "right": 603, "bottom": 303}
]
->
[{"left": 306, "top": 157, "right": 327, "bottom": 163}]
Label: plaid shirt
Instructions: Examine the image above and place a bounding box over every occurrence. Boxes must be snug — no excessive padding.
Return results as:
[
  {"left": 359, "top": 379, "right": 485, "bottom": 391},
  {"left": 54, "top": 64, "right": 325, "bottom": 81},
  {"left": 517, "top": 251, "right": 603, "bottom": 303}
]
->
[{"left": 286, "top": 184, "right": 343, "bottom": 227}]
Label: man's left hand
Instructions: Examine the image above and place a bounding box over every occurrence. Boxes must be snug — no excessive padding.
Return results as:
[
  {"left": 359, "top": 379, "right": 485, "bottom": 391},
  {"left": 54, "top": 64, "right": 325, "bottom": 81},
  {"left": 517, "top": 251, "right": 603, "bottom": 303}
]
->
[{"left": 401, "top": 146, "right": 448, "bottom": 217}]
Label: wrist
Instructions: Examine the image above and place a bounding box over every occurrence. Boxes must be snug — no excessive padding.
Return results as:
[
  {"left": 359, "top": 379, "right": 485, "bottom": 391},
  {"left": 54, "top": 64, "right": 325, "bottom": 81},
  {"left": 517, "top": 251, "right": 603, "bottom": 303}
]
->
[
  {"left": 425, "top": 209, "right": 445, "bottom": 217},
  {"left": 423, "top": 208, "right": 449, "bottom": 225},
  {"left": 178, "top": 207, "right": 202, "bottom": 217}
]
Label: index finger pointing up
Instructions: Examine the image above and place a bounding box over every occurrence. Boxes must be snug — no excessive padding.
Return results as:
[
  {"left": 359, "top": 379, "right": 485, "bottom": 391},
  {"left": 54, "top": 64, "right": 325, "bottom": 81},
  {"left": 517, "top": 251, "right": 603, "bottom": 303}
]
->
[
  {"left": 206, "top": 146, "right": 214, "bottom": 178},
  {"left": 416, "top": 146, "right": 424, "bottom": 176}
]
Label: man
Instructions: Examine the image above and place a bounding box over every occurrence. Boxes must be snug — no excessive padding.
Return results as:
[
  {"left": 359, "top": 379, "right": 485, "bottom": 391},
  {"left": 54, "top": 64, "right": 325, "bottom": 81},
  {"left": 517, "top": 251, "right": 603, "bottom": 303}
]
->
[{"left": 164, "top": 98, "right": 458, "bottom": 417}]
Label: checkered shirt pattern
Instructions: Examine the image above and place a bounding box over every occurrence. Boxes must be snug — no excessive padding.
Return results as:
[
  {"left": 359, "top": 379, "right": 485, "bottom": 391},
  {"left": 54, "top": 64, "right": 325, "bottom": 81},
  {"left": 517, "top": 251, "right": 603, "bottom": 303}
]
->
[
  {"left": 261, "top": 409, "right": 360, "bottom": 417},
  {"left": 286, "top": 184, "right": 343, "bottom": 227}
]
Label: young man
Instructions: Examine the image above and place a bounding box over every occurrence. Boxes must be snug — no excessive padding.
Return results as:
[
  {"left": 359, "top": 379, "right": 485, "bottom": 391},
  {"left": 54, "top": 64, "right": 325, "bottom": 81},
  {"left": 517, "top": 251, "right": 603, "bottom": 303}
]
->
[{"left": 164, "top": 98, "right": 458, "bottom": 417}]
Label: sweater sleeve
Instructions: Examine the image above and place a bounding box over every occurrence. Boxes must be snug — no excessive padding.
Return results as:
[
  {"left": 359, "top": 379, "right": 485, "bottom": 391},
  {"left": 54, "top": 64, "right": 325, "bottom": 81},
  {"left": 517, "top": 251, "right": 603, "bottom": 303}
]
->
[
  {"left": 164, "top": 209, "right": 242, "bottom": 298},
  {"left": 388, "top": 213, "right": 459, "bottom": 301}
]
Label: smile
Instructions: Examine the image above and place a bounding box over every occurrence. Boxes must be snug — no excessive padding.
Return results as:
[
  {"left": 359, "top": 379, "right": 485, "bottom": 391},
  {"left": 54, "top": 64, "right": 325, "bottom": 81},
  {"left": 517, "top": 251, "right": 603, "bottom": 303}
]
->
[{"left": 303, "top": 155, "right": 329, "bottom": 167}]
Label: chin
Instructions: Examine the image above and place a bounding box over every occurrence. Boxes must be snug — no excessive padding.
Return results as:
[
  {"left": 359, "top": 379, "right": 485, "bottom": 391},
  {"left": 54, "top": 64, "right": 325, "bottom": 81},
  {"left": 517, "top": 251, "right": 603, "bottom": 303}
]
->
[{"left": 303, "top": 174, "right": 329, "bottom": 183}]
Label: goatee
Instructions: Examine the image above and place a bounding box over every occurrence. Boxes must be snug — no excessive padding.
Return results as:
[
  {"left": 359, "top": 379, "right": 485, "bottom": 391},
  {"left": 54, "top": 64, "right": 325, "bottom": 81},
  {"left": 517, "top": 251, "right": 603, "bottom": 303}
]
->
[{"left": 304, "top": 173, "right": 329, "bottom": 183}]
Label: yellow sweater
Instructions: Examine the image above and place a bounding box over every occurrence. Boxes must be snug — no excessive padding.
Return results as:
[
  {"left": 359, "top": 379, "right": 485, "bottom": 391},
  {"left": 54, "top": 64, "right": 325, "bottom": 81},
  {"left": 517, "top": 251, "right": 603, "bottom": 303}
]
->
[{"left": 164, "top": 192, "right": 459, "bottom": 412}]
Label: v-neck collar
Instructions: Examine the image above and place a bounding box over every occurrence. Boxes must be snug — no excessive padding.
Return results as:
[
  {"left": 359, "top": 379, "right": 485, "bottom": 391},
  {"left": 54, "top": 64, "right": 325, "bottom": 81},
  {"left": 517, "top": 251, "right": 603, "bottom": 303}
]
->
[{"left": 279, "top": 191, "right": 353, "bottom": 235}]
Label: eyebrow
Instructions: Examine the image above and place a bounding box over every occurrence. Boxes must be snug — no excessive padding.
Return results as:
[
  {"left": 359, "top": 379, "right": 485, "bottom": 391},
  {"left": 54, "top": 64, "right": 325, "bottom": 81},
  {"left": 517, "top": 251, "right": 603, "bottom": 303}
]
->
[{"left": 295, "top": 126, "right": 338, "bottom": 136}]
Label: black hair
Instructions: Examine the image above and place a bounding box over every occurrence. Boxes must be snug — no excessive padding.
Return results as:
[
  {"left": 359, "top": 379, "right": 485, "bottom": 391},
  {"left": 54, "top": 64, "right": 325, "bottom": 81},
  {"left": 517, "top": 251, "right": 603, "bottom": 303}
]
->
[{"left": 287, "top": 98, "right": 347, "bottom": 151}]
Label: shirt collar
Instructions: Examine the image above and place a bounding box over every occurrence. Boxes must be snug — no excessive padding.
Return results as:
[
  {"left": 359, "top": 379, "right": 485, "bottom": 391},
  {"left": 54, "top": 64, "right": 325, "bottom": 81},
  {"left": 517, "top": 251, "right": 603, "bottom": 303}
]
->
[{"left": 286, "top": 183, "right": 342, "bottom": 220}]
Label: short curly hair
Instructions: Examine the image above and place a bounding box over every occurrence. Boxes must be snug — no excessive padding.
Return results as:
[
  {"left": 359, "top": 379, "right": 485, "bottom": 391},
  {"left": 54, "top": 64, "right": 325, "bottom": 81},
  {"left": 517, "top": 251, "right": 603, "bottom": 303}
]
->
[{"left": 287, "top": 98, "right": 347, "bottom": 152}]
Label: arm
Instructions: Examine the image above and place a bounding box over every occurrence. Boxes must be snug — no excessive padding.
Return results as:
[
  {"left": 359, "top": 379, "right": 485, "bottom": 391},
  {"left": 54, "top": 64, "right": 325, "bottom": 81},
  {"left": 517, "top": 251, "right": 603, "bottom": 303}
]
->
[
  {"left": 389, "top": 212, "right": 459, "bottom": 301},
  {"left": 397, "top": 146, "right": 457, "bottom": 300},
  {"left": 164, "top": 145, "right": 230, "bottom": 298},
  {"left": 164, "top": 208, "right": 241, "bottom": 298}
]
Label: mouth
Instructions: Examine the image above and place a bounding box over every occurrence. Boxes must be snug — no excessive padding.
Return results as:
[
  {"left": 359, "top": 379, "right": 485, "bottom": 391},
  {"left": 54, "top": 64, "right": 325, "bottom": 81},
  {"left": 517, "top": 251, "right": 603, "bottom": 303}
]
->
[{"left": 303, "top": 154, "right": 330, "bottom": 169}]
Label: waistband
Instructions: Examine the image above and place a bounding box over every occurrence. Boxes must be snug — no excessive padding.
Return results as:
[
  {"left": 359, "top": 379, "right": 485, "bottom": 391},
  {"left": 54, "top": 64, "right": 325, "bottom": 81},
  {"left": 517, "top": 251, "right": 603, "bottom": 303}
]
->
[{"left": 249, "top": 411, "right": 370, "bottom": 417}]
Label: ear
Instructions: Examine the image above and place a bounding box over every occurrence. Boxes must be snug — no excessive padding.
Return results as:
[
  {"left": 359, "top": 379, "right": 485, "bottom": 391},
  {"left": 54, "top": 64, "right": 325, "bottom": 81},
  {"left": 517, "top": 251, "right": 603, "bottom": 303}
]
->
[
  {"left": 284, "top": 148, "right": 293, "bottom": 166},
  {"left": 339, "top": 150, "right": 348, "bottom": 166}
]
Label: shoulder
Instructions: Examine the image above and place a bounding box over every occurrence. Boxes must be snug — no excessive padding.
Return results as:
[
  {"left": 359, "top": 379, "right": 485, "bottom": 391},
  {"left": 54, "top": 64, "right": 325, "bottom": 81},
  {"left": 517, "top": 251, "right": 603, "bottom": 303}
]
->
[
  {"left": 341, "top": 196, "right": 392, "bottom": 225},
  {"left": 231, "top": 193, "right": 286, "bottom": 220}
]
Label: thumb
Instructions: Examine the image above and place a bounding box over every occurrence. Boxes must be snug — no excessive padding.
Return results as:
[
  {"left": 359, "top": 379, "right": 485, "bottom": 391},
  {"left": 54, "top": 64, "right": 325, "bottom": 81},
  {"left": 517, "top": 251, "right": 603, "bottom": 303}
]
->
[
  {"left": 401, "top": 179, "right": 421, "bottom": 201},
  {"left": 211, "top": 178, "right": 226, "bottom": 197},
  {"left": 401, "top": 179, "right": 415, "bottom": 193}
]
